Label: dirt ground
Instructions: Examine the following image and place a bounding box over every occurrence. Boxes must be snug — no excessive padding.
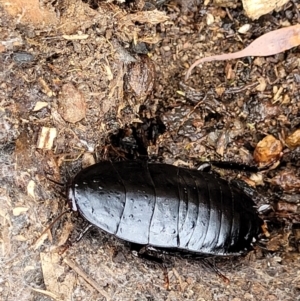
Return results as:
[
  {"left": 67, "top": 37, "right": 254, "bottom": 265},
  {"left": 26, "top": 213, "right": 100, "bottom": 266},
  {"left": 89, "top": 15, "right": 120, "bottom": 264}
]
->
[{"left": 0, "top": 0, "right": 300, "bottom": 300}]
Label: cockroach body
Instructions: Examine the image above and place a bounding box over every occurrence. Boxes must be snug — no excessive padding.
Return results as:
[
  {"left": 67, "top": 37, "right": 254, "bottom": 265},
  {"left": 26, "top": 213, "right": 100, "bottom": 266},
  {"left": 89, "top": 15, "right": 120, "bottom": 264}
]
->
[{"left": 68, "top": 161, "right": 263, "bottom": 256}]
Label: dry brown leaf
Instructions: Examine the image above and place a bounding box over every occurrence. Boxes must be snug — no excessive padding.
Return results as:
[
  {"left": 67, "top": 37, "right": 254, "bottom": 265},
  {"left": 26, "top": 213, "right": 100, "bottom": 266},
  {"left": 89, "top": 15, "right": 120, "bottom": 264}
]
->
[
  {"left": 40, "top": 252, "right": 75, "bottom": 300},
  {"left": 266, "top": 233, "right": 290, "bottom": 252},
  {"left": 270, "top": 171, "right": 300, "bottom": 193},
  {"left": 275, "top": 201, "right": 298, "bottom": 213},
  {"left": 186, "top": 24, "right": 300, "bottom": 80}
]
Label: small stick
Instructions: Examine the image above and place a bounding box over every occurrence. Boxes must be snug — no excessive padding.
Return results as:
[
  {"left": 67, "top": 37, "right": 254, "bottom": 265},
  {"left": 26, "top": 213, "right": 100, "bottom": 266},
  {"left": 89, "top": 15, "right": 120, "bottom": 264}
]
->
[
  {"left": 31, "top": 210, "right": 71, "bottom": 249},
  {"left": 30, "top": 287, "right": 62, "bottom": 301},
  {"left": 63, "top": 257, "right": 111, "bottom": 301}
]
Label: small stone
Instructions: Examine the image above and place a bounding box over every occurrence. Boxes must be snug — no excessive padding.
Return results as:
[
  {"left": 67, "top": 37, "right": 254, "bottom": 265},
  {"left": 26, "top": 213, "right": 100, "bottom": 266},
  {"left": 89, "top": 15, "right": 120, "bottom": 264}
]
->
[
  {"left": 238, "top": 24, "right": 251, "bottom": 34},
  {"left": 253, "top": 135, "right": 282, "bottom": 164}
]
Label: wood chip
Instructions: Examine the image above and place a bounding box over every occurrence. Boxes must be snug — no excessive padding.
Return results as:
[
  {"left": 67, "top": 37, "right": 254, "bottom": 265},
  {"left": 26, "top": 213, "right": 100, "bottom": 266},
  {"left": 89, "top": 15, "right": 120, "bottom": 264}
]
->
[
  {"left": 37, "top": 127, "right": 57, "bottom": 150},
  {"left": 62, "top": 34, "right": 89, "bottom": 40},
  {"left": 256, "top": 77, "right": 267, "bottom": 92},
  {"left": 12, "top": 207, "right": 29, "bottom": 216},
  {"left": 33, "top": 101, "right": 48, "bottom": 111},
  {"left": 276, "top": 201, "right": 298, "bottom": 213}
]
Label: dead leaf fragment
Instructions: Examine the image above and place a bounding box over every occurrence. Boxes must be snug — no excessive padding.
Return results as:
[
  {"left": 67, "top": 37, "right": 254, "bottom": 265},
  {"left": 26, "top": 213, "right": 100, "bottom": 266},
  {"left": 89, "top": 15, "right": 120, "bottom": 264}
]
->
[
  {"left": 58, "top": 83, "right": 86, "bottom": 123},
  {"left": 40, "top": 252, "right": 75, "bottom": 300},
  {"left": 37, "top": 127, "right": 57, "bottom": 150},
  {"left": 253, "top": 135, "right": 282, "bottom": 165},
  {"left": 285, "top": 129, "right": 300, "bottom": 149},
  {"left": 1, "top": 219, "right": 11, "bottom": 256},
  {"left": 270, "top": 171, "right": 300, "bottom": 193},
  {"left": 266, "top": 233, "right": 290, "bottom": 252},
  {"left": 275, "top": 201, "right": 298, "bottom": 213},
  {"left": 13, "top": 235, "right": 27, "bottom": 241}
]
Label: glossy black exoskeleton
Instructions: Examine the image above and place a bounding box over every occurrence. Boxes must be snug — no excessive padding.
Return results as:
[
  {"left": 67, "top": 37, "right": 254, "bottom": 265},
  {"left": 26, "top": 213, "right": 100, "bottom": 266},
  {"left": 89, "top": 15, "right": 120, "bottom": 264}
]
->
[{"left": 67, "top": 161, "right": 263, "bottom": 256}]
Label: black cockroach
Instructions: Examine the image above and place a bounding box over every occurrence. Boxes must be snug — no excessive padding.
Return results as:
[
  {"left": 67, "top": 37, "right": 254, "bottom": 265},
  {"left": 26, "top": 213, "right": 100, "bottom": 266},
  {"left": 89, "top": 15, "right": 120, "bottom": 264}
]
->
[{"left": 67, "top": 160, "right": 263, "bottom": 256}]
